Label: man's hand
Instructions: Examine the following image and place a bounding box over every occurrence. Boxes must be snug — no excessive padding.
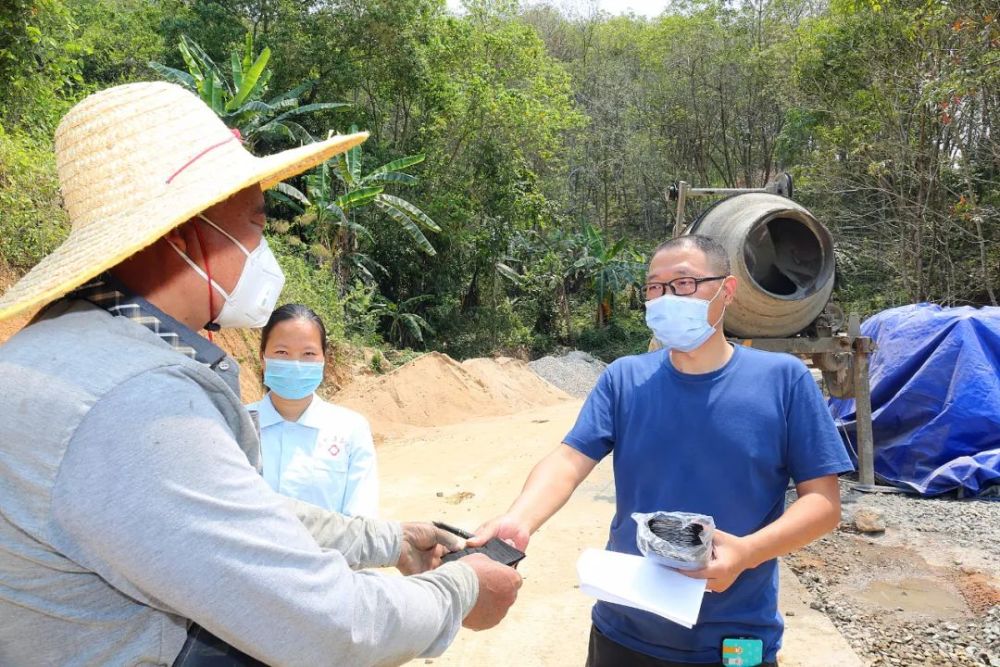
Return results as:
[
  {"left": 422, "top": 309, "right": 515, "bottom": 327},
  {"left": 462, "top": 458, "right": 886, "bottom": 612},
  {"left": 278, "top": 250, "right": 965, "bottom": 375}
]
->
[
  {"left": 460, "top": 553, "right": 523, "bottom": 630},
  {"left": 680, "top": 530, "right": 753, "bottom": 593},
  {"left": 468, "top": 514, "right": 531, "bottom": 552},
  {"left": 396, "top": 522, "right": 466, "bottom": 575}
]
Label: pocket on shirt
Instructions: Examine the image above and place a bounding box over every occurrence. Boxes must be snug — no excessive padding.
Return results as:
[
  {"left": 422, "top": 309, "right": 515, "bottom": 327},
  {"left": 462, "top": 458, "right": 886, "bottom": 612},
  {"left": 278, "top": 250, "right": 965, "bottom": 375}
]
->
[
  {"left": 309, "top": 455, "right": 349, "bottom": 474},
  {"left": 281, "top": 454, "right": 350, "bottom": 510}
]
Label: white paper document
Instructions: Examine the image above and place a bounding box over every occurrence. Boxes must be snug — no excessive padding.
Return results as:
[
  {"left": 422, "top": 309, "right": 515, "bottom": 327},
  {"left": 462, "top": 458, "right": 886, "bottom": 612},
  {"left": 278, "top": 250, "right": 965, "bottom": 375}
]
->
[{"left": 576, "top": 548, "right": 707, "bottom": 628}]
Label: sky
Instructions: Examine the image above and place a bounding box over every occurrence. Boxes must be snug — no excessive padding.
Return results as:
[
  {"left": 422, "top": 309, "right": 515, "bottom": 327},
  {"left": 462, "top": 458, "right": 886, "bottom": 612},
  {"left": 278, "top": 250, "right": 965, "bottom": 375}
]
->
[{"left": 445, "top": 0, "right": 671, "bottom": 18}]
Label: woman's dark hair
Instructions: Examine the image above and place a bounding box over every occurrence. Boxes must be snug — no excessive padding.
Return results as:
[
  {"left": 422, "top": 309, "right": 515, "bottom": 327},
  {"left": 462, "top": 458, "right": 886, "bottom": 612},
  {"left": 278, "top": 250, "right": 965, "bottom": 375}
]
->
[{"left": 260, "top": 303, "right": 328, "bottom": 355}]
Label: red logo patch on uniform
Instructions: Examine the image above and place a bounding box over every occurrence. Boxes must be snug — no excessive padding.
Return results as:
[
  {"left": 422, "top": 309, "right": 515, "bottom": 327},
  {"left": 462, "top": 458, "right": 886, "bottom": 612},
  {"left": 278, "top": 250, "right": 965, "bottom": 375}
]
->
[{"left": 327, "top": 443, "right": 341, "bottom": 457}]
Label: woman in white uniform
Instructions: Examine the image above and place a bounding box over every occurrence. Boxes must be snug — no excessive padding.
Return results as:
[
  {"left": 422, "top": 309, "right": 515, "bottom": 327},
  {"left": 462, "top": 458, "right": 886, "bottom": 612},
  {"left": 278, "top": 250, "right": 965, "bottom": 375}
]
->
[{"left": 247, "top": 303, "right": 379, "bottom": 516}]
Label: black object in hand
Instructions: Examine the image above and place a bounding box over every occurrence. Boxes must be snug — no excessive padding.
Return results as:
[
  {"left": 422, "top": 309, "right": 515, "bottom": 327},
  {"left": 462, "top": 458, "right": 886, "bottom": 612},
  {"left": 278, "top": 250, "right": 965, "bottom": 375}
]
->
[
  {"left": 434, "top": 521, "right": 526, "bottom": 568},
  {"left": 648, "top": 516, "right": 705, "bottom": 546}
]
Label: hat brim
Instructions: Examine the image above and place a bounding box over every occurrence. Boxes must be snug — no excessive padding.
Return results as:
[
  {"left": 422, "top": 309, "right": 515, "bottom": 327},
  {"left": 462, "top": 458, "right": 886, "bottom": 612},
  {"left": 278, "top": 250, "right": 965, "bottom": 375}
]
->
[{"left": 0, "top": 131, "right": 368, "bottom": 322}]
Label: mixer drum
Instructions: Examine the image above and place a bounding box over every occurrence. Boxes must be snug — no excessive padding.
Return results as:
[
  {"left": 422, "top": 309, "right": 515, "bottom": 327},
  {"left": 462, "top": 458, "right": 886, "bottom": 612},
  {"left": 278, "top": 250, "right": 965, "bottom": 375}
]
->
[{"left": 686, "top": 193, "right": 835, "bottom": 338}]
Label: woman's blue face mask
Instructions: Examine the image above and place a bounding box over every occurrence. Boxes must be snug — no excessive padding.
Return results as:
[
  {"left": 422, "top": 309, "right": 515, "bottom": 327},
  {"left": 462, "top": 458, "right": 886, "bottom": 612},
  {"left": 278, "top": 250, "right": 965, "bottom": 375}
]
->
[
  {"left": 264, "top": 358, "right": 324, "bottom": 399},
  {"left": 645, "top": 281, "right": 726, "bottom": 352}
]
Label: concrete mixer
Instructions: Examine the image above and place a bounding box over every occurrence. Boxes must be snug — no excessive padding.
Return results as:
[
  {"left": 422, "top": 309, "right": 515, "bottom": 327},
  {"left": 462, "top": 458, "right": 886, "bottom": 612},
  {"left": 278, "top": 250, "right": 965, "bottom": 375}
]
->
[
  {"left": 670, "top": 175, "right": 836, "bottom": 338},
  {"left": 665, "top": 175, "right": 878, "bottom": 489}
]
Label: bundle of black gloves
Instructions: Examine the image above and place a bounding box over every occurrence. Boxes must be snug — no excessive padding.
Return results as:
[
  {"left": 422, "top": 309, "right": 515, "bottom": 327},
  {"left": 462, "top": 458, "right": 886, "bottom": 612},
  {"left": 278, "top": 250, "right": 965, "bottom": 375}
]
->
[{"left": 633, "top": 511, "right": 715, "bottom": 570}]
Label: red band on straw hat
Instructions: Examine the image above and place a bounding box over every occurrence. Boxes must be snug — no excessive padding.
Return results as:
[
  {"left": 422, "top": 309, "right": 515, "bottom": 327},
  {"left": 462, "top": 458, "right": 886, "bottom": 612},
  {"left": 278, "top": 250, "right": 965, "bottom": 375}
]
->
[{"left": 166, "top": 128, "right": 243, "bottom": 185}]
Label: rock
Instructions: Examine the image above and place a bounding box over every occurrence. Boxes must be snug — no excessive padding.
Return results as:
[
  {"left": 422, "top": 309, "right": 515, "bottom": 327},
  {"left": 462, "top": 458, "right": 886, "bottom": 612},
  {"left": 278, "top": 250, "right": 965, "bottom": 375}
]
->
[
  {"left": 853, "top": 508, "right": 886, "bottom": 533},
  {"left": 785, "top": 610, "right": 795, "bottom": 617}
]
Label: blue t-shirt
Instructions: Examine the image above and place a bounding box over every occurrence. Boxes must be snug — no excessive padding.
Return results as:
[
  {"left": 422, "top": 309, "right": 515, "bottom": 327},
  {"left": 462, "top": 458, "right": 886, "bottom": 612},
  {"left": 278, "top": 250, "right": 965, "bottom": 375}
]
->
[{"left": 564, "top": 345, "right": 853, "bottom": 663}]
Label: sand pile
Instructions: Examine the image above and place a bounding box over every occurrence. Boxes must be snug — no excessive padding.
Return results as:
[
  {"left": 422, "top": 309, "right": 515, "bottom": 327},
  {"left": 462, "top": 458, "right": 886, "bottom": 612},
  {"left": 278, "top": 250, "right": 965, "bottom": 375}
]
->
[
  {"left": 215, "top": 328, "right": 264, "bottom": 402},
  {"left": 334, "top": 352, "right": 569, "bottom": 437},
  {"left": 460, "top": 356, "right": 569, "bottom": 407}
]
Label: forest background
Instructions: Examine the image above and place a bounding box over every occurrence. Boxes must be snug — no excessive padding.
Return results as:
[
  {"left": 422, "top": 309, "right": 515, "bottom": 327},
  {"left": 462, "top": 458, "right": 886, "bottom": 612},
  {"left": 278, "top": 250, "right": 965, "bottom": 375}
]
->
[{"left": 2, "top": 0, "right": 997, "bottom": 363}]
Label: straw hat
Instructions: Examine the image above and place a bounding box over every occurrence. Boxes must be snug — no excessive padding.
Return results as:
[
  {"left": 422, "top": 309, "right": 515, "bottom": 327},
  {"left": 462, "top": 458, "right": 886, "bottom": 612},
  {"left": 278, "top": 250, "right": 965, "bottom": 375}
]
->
[{"left": 0, "top": 81, "right": 368, "bottom": 321}]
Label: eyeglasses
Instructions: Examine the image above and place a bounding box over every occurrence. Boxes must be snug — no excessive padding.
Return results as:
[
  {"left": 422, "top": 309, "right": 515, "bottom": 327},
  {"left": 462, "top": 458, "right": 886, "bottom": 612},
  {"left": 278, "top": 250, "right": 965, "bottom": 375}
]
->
[{"left": 644, "top": 276, "right": 726, "bottom": 299}]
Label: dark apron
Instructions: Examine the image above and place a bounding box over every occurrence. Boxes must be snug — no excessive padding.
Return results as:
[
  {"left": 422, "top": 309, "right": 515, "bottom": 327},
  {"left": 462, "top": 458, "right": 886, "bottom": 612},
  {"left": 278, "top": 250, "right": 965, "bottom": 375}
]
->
[{"left": 171, "top": 624, "right": 268, "bottom": 667}]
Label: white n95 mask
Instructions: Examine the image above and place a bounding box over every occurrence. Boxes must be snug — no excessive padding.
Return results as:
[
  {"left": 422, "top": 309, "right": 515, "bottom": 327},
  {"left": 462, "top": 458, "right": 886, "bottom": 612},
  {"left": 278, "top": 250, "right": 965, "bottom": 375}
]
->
[{"left": 169, "top": 214, "right": 285, "bottom": 329}]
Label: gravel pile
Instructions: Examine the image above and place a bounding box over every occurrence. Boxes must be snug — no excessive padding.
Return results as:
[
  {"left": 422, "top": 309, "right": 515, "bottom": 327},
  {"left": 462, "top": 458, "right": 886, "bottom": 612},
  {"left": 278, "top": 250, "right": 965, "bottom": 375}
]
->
[
  {"left": 849, "top": 493, "right": 1000, "bottom": 549},
  {"left": 529, "top": 350, "right": 607, "bottom": 398},
  {"left": 786, "top": 487, "right": 1000, "bottom": 666},
  {"left": 792, "top": 561, "right": 999, "bottom": 666},
  {"left": 808, "top": 593, "right": 1000, "bottom": 666}
]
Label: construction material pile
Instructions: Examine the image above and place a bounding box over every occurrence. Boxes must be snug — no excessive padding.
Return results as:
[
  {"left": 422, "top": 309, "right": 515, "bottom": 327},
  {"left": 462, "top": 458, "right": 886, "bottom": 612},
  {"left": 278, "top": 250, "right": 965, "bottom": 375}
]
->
[
  {"left": 528, "top": 351, "right": 607, "bottom": 398},
  {"left": 335, "top": 352, "right": 569, "bottom": 438}
]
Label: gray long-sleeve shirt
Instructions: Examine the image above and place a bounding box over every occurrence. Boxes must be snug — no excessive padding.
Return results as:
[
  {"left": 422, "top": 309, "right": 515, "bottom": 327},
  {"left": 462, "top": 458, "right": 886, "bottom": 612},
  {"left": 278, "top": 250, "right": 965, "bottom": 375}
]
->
[{"left": 0, "top": 299, "right": 477, "bottom": 666}]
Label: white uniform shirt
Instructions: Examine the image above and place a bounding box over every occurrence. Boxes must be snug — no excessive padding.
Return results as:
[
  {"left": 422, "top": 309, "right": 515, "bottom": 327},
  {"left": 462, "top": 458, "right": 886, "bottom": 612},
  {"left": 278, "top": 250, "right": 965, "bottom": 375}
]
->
[{"left": 247, "top": 393, "right": 379, "bottom": 516}]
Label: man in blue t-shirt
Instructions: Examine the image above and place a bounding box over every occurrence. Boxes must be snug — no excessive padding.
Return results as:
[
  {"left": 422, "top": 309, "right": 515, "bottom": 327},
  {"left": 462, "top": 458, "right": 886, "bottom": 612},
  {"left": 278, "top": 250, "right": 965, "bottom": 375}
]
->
[{"left": 472, "top": 234, "right": 853, "bottom": 666}]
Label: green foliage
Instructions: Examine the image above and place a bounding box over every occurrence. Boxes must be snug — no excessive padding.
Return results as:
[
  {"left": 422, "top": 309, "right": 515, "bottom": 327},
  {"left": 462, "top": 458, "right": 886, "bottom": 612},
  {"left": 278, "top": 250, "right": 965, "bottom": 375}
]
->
[
  {"left": 369, "top": 349, "right": 387, "bottom": 374},
  {"left": 149, "top": 34, "right": 347, "bottom": 151},
  {"left": 0, "top": 0, "right": 82, "bottom": 129},
  {"left": 788, "top": 0, "right": 1000, "bottom": 306},
  {"left": 0, "top": 130, "right": 69, "bottom": 270},
  {"left": 70, "top": 0, "right": 166, "bottom": 86},
  {"left": 266, "top": 234, "right": 345, "bottom": 341},
  {"left": 574, "top": 304, "right": 650, "bottom": 364},
  {"left": 569, "top": 224, "right": 645, "bottom": 327},
  {"left": 274, "top": 139, "right": 440, "bottom": 274},
  {"left": 341, "top": 280, "right": 383, "bottom": 346},
  {"left": 430, "top": 293, "right": 535, "bottom": 360},
  {"left": 371, "top": 295, "right": 435, "bottom": 349}
]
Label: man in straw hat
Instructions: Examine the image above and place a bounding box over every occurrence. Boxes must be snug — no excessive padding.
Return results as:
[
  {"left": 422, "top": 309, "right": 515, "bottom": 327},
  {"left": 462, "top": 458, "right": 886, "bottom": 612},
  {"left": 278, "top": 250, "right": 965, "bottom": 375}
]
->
[{"left": 0, "top": 82, "right": 520, "bottom": 666}]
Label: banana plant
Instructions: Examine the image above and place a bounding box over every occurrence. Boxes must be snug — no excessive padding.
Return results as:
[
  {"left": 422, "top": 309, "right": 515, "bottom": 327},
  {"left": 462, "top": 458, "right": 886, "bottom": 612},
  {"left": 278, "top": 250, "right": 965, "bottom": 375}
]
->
[
  {"left": 273, "top": 128, "right": 441, "bottom": 261},
  {"left": 150, "top": 33, "right": 347, "bottom": 150},
  {"left": 570, "top": 224, "right": 645, "bottom": 327},
  {"left": 371, "top": 294, "right": 435, "bottom": 348},
  {"left": 332, "top": 129, "right": 442, "bottom": 255}
]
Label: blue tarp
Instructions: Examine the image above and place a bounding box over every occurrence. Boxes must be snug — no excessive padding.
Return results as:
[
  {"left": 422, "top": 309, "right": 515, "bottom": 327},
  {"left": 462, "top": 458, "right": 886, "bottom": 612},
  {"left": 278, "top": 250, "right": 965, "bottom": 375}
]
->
[{"left": 830, "top": 303, "right": 1000, "bottom": 497}]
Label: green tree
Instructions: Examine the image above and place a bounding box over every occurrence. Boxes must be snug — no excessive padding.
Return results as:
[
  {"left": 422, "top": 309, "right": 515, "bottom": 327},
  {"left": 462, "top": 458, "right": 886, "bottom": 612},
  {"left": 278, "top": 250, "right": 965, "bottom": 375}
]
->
[
  {"left": 0, "top": 0, "right": 82, "bottom": 129},
  {"left": 70, "top": 0, "right": 166, "bottom": 86},
  {"left": 789, "top": 0, "right": 999, "bottom": 308}
]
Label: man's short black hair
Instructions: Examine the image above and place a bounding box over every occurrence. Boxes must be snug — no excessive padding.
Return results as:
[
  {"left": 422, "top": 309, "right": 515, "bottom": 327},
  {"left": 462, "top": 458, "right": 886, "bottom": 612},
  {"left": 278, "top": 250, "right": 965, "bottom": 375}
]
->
[{"left": 653, "top": 234, "right": 731, "bottom": 275}]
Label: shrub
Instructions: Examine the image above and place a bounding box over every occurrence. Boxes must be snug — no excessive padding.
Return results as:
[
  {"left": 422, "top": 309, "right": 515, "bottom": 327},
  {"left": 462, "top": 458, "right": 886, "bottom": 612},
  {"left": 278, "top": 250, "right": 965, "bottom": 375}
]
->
[{"left": 0, "top": 129, "right": 68, "bottom": 271}]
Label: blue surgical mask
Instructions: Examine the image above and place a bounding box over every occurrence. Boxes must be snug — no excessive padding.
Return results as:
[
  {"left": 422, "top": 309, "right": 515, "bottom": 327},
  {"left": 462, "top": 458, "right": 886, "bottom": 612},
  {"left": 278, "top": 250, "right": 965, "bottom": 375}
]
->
[
  {"left": 264, "top": 358, "right": 324, "bottom": 400},
  {"left": 645, "top": 282, "right": 726, "bottom": 352}
]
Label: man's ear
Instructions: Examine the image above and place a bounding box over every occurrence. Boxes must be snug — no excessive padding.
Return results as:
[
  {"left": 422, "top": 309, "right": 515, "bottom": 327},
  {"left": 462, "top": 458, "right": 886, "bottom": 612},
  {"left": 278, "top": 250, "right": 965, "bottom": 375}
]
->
[
  {"left": 162, "top": 225, "right": 188, "bottom": 254},
  {"left": 723, "top": 276, "right": 738, "bottom": 305}
]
